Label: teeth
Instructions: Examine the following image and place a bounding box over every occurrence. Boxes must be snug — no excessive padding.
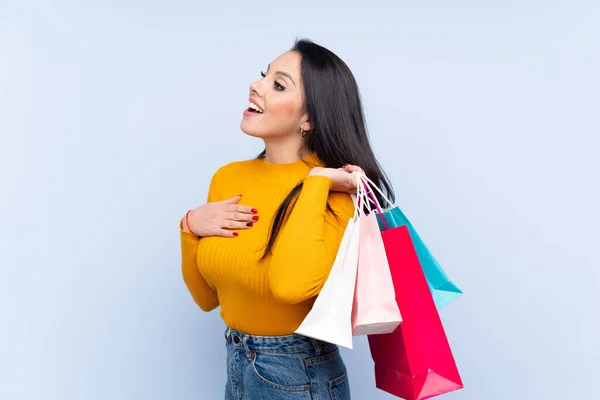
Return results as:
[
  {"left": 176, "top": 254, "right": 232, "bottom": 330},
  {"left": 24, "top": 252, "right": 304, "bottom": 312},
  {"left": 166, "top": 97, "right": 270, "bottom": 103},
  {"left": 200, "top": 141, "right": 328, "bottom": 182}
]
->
[{"left": 249, "top": 102, "right": 264, "bottom": 113}]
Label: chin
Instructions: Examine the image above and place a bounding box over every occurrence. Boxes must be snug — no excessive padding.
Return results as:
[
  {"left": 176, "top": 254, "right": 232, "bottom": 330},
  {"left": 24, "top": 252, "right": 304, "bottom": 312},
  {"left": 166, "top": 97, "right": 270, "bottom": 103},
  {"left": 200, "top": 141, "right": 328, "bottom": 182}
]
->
[
  {"left": 240, "top": 124, "right": 258, "bottom": 138},
  {"left": 240, "top": 120, "right": 266, "bottom": 138}
]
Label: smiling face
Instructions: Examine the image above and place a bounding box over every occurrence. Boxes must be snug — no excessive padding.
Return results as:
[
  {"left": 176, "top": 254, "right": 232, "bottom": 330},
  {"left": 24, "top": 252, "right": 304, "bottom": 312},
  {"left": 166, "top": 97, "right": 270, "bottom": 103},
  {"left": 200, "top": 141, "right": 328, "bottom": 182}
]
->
[{"left": 240, "top": 51, "right": 311, "bottom": 139}]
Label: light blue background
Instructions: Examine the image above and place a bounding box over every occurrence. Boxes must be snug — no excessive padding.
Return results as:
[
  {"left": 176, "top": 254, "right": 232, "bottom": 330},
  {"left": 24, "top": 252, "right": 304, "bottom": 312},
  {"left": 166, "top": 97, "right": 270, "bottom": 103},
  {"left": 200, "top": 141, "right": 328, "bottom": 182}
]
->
[{"left": 1, "top": 1, "right": 599, "bottom": 399}]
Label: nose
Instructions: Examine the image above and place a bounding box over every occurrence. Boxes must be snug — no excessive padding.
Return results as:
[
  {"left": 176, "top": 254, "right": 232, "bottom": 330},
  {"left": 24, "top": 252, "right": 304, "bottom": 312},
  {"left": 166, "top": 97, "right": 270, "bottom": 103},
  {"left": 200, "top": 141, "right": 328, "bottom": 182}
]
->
[{"left": 249, "top": 79, "right": 262, "bottom": 97}]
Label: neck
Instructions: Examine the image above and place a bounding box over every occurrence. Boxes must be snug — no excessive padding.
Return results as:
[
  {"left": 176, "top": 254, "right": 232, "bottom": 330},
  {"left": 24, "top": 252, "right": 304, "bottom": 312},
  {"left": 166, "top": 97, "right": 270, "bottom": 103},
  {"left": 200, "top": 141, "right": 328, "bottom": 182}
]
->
[{"left": 263, "top": 137, "right": 311, "bottom": 164}]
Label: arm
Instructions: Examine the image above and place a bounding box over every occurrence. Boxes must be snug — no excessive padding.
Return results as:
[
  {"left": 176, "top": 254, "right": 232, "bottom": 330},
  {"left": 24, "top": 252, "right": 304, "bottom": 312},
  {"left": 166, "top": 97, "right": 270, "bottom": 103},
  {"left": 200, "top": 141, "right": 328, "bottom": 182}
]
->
[
  {"left": 180, "top": 173, "right": 220, "bottom": 312},
  {"left": 268, "top": 175, "right": 355, "bottom": 304}
]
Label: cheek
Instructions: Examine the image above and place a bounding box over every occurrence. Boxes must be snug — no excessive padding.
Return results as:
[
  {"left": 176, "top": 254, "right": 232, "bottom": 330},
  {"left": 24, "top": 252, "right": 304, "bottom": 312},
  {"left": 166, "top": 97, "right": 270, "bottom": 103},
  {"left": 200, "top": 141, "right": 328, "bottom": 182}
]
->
[{"left": 269, "top": 96, "right": 302, "bottom": 118}]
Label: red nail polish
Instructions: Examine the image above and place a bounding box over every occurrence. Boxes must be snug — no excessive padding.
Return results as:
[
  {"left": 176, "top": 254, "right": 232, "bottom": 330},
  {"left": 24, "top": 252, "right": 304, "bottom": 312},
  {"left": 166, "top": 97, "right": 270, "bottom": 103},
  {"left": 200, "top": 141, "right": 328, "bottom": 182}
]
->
[
  {"left": 251, "top": 208, "right": 258, "bottom": 214},
  {"left": 233, "top": 232, "right": 238, "bottom": 237},
  {"left": 252, "top": 216, "right": 259, "bottom": 221},
  {"left": 246, "top": 222, "right": 253, "bottom": 227}
]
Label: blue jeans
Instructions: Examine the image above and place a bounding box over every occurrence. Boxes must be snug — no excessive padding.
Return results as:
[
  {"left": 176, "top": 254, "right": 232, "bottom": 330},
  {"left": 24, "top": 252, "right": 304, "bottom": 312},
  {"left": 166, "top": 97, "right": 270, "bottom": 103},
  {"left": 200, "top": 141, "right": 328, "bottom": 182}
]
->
[{"left": 224, "top": 327, "right": 351, "bottom": 400}]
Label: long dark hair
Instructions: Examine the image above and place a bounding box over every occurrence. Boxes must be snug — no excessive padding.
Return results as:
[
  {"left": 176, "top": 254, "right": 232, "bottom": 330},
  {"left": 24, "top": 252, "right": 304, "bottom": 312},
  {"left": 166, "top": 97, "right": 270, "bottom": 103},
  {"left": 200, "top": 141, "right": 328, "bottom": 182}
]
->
[{"left": 259, "top": 39, "right": 395, "bottom": 259}]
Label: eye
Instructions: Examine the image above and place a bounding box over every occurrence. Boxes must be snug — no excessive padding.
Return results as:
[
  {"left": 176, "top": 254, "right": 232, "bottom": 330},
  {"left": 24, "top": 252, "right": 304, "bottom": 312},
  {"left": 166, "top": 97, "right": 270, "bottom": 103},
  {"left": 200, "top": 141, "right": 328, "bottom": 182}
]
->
[
  {"left": 260, "top": 71, "right": 266, "bottom": 78},
  {"left": 274, "top": 81, "right": 286, "bottom": 91}
]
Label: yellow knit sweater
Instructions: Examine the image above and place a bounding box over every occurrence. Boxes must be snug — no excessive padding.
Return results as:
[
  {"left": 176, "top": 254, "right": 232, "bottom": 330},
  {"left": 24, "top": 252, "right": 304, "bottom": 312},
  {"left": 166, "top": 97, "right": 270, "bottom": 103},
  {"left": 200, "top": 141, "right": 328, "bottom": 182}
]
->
[{"left": 180, "top": 153, "right": 355, "bottom": 335}]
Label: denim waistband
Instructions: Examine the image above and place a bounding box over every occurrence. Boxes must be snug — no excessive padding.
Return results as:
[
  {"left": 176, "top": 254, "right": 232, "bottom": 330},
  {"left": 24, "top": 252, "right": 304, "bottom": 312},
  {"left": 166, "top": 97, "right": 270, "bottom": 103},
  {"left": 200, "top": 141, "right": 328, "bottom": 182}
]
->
[{"left": 224, "top": 327, "right": 336, "bottom": 355}]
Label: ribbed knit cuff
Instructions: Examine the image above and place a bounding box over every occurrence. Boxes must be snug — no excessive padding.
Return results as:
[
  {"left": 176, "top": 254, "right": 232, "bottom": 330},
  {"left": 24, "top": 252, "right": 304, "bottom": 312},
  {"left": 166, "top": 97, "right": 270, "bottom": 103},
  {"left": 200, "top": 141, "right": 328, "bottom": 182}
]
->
[{"left": 180, "top": 218, "right": 200, "bottom": 246}]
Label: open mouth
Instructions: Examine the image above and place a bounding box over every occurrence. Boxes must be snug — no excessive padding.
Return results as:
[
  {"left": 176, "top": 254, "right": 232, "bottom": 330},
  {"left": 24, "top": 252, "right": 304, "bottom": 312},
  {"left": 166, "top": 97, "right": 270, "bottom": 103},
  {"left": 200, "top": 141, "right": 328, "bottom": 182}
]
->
[{"left": 247, "top": 101, "right": 264, "bottom": 114}]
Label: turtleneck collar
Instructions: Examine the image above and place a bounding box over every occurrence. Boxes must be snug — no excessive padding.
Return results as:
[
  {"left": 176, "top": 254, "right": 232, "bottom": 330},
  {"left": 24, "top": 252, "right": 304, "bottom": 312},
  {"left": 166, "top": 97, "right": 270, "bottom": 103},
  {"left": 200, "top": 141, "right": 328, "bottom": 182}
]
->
[{"left": 251, "top": 152, "right": 325, "bottom": 184}]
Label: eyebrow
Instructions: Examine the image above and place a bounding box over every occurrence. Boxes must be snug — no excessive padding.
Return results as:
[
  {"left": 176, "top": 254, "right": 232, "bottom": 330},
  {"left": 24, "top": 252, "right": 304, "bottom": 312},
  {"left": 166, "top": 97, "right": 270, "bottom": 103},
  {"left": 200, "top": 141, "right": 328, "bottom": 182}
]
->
[{"left": 267, "top": 64, "right": 296, "bottom": 87}]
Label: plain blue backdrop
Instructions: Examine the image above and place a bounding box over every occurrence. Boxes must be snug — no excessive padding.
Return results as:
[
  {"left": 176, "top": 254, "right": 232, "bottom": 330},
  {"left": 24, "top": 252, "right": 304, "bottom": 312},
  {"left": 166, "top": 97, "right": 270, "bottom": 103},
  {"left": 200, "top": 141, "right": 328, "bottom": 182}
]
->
[{"left": 1, "top": 1, "right": 599, "bottom": 399}]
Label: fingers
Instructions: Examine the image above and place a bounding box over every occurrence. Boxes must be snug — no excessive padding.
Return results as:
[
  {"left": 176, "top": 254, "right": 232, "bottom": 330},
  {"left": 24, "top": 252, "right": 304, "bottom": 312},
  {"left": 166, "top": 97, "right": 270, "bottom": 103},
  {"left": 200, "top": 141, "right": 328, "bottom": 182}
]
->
[
  {"left": 208, "top": 218, "right": 254, "bottom": 238},
  {"left": 214, "top": 217, "right": 255, "bottom": 238},
  {"left": 219, "top": 194, "right": 243, "bottom": 204},
  {"left": 226, "top": 211, "right": 258, "bottom": 224},
  {"left": 342, "top": 164, "right": 365, "bottom": 175},
  {"left": 216, "top": 202, "right": 259, "bottom": 238},
  {"left": 221, "top": 217, "right": 256, "bottom": 229},
  {"left": 215, "top": 229, "right": 240, "bottom": 238},
  {"left": 219, "top": 202, "right": 259, "bottom": 237},
  {"left": 224, "top": 204, "right": 258, "bottom": 215}
]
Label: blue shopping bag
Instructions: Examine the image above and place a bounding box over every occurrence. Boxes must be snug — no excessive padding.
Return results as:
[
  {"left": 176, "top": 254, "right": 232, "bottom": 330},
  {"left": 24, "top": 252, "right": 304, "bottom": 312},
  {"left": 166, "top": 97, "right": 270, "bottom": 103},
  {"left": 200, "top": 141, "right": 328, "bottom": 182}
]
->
[
  {"left": 376, "top": 207, "right": 462, "bottom": 309},
  {"left": 356, "top": 173, "right": 463, "bottom": 310}
]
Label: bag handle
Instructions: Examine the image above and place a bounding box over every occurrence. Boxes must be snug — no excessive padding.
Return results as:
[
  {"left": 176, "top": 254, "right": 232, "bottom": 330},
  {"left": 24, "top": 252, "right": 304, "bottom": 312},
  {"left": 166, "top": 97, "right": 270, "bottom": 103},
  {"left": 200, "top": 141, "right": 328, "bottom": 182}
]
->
[
  {"left": 354, "top": 172, "right": 394, "bottom": 208},
  {"left": 362, "top": 179, "right": 390, "bottom": 230},
  {"left": 356, "top": 174, "right": 373, "bottom": 217},
  {"left": 350, "top": 173, "right": 363, "bottom": 219},
  {"left": 352, "top": 172, "right": 391, "bottom": 230},
  {"left": 357, "top": 178, "right": 372, "bottom": 213},
  {"left": 351, "top": 172, "right": 387, "bottom": 213},
  {"left": 348, "top": 173, "right": 392, "bottom": 229}
]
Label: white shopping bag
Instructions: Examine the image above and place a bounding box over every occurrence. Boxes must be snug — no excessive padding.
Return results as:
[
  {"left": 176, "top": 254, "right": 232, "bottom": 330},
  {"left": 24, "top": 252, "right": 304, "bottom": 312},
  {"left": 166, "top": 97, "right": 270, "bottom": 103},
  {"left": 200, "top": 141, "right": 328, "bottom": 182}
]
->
[{"left": 295, "top": 175, "right": 361, "bottom": 349}]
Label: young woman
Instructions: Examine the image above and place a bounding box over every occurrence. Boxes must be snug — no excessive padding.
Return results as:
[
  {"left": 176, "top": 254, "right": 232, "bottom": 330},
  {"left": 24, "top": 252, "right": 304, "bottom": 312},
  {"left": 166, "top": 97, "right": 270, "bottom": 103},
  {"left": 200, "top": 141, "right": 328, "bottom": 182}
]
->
[{"left": 180, "top": 39, "right": 394, "bottom": 400}]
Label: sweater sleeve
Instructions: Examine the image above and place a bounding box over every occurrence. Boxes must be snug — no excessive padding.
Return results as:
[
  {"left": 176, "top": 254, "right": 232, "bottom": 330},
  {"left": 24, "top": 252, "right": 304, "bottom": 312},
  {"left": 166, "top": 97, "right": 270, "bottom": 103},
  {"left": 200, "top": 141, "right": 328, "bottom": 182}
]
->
[
  {"left": 268, "top": 175, "right": 356, "bottom": 304},
  {"left": 180, "top": 172, "right": 221, "bottom": 312}
]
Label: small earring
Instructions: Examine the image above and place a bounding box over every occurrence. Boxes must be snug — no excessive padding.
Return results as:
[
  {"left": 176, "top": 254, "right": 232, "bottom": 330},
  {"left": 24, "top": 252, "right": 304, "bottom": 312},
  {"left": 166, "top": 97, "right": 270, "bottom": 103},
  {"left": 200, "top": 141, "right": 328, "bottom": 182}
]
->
[{"left": 300, "top": 128, "right": 307, "bottom": 138}]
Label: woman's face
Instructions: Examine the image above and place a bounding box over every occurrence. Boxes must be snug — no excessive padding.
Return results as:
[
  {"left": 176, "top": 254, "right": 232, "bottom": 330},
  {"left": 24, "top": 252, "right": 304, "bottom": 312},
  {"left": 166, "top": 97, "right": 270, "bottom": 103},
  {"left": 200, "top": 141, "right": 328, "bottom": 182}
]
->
[{"left": 240, "top": 51, "right": 310, "bottom": 139}]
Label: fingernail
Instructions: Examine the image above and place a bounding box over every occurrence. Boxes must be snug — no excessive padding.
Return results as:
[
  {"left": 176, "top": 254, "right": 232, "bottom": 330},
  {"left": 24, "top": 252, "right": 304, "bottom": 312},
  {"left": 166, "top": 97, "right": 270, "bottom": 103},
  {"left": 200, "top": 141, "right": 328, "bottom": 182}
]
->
[
  {"left": 246, "top": 222, "right": 253, "bottom": 227},
  {"left": 251, "top": 208, "right": 258, "bottom": 214},
  {"left": 233, "top": 232, "right": 239, "bottom": 237},
  {"left": 237, "top": 194, "right": 243, "bottom": 197},
  {"left": 252, "top": 216, "right": 259, "bottom": 221}
]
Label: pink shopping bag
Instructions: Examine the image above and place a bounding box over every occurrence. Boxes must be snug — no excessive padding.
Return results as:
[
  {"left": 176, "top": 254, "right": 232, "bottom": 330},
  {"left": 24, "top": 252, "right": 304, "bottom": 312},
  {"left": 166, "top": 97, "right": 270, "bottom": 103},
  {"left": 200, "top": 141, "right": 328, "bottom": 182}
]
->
[{"left": 352, "top": 176, "right": 402, "bottom": 336}]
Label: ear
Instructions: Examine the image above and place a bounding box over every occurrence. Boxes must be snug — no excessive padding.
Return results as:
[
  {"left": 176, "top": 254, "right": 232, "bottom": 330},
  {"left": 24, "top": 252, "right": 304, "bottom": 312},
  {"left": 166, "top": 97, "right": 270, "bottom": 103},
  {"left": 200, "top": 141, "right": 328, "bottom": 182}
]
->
[{"left": 300, "top": 114, "right": 312, "bottom": 132}]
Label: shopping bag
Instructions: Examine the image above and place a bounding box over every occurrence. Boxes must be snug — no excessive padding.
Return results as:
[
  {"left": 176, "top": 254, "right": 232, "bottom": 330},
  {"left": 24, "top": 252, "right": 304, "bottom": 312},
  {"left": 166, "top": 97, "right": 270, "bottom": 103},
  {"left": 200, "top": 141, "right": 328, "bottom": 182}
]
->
[
  {"left": 352, "top": 177, "right": 402, "bottom": 336},
  {"left": 360, "top": 174, "right": 462, "bottom": 309},
  {"left": 295, "top": 175, "right": 362, "bottom": 349},
  {"left": 376, "top": 207, "right": 462, "bottom": 309},
  {"left": 368, "top": 225, "right": 463, "bottom": 399}
]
